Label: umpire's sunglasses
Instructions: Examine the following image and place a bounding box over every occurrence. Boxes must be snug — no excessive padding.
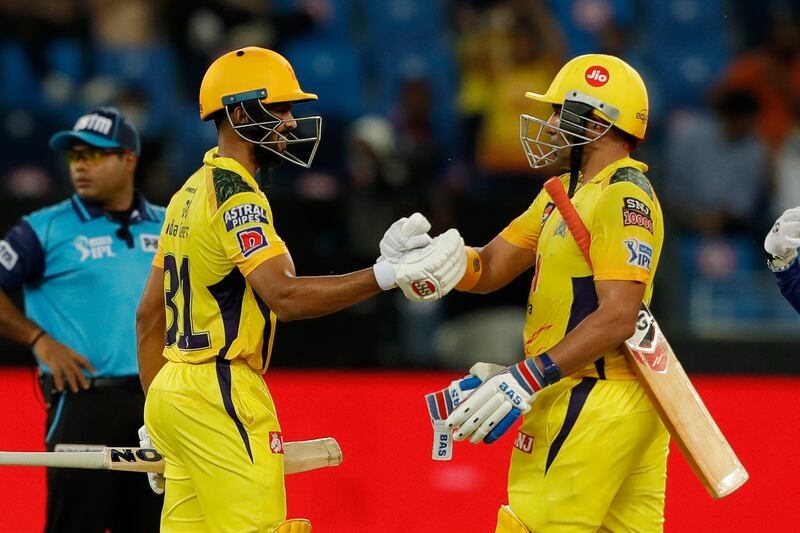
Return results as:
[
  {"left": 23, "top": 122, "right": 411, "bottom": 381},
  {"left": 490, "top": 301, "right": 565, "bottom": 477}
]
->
[{"left": 65, "top": 147, "right": 126, "bottom": 164}]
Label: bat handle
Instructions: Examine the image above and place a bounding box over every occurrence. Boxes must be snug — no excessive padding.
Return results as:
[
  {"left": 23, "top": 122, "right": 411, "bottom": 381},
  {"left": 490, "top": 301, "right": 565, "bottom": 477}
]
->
[{"left": 544, "top": 177, "right": 593, "bottom": 268}]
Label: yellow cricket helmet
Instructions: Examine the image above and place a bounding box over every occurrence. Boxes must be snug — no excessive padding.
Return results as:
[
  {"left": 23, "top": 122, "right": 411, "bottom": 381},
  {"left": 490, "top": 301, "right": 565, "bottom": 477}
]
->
[
  {"left": 520, "top": 54, "right": 648, "bottom": 171},
  {"left": 199, "top": 46, "right": 323, "bottom": 168},
  {"left": 199, "top": 46, "right": 317, "bottom": 120},
  {"left": 526, "top": 53, "right": 648, "bottom": 139}
]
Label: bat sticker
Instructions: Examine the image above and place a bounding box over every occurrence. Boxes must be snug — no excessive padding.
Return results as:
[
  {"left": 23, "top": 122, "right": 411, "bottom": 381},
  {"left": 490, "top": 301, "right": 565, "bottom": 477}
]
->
[{"left": 625, "top": 306, "right": 668, "bottom": 373}]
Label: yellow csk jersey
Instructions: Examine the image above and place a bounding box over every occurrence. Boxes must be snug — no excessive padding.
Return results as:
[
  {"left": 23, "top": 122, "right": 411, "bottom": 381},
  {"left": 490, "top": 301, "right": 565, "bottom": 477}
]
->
[
  {"left": 153, "top": 148, "right": 289, "bottom": 372},
  {"left": 500, "top": 156, "right": 663, "bottom": 380}
]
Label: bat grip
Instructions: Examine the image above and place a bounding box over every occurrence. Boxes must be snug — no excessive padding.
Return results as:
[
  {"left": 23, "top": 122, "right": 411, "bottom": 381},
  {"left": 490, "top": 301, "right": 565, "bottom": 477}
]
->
[{"left": 544, "top": 177, "right": 593, "bottom": 269}]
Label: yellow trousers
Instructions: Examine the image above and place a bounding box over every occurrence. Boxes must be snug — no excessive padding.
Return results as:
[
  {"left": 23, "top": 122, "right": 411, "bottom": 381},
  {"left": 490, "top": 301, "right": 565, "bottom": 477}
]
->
[
  {"left": 507, "top": 377, "right": 669, "bottom": 532},
  {"left": 145, "top": 360, "right": 285, "bottom": 532}
]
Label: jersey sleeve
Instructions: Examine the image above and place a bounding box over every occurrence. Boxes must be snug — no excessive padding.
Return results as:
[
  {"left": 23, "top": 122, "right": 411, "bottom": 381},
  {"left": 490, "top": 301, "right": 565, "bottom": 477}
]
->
[
  {"left": 152, "top": 236, "right": 165, "bottom": 269},
  {"left": 499, "top": 189, "right": 554, "bottom": 252},
  {"left": 774, "top": 260, "right": 800, "bottom": 314},
  {"left": 211, "top": 191, "right": 289, "bottom": 277},
  {"left": 0, "top": 220, "right": 46, "bottom": 291},
  {"left": 590, "top": 181, "right": 659, "bottom": 283}
]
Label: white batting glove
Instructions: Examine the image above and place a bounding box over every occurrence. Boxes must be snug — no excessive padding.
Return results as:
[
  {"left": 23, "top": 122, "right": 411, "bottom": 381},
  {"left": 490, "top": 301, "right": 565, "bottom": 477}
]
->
[
  {"left": 395, "top": 229, "right": 467, "bottom": 301},
  {"left": 765, "top": 207, "right": 800, "bottom": 268},
  {"left": 379, "top": 212, "right": 432, "bottom": 261},
  {"left": 446, "top": 359, "right": 547, "bottom": 444},
  {"left": 373, "top": 213, "right": 433, "bottom": 290},
  {"left": 138, "top": 424, "right": 165, "bottom": 495},
  {"left": 425, "top": 362, "right": 506, "bottom": 460}
]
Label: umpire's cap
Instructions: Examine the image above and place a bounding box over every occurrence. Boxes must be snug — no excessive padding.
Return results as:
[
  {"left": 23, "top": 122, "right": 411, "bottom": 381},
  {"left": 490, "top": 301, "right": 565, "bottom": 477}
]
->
[{"left": 49, "top": 107, "right": 141, "bottom": 155}]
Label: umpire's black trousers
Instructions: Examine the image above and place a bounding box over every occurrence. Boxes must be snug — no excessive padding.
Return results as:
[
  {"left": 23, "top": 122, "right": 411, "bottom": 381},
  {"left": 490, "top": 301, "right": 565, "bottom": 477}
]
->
[{"left": 41, "top": 375, "right": 163, "bottom": 533}]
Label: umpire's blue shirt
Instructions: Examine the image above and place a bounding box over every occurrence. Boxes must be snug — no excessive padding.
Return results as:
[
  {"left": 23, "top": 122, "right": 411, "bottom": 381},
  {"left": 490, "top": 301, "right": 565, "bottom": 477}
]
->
[{"left": 0, "top": 194, "right": 165, "bottom": 377}]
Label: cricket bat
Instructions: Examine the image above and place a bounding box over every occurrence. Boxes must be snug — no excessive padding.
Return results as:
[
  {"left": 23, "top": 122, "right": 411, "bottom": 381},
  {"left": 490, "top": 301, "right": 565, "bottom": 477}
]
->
[
  {"left": 543, "top": 177, "right": 748, "bottom": 499},
  {"left": 0, "top": 437, "right": 342, "bottom": 476}
]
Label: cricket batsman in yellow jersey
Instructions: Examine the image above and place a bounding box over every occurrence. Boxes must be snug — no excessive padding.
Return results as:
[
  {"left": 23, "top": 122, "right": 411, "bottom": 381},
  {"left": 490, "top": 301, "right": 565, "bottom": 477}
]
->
[
  {"left": 424, "top": 55, "right": 670, "bottom": 532},
  {"left": 134, "top": 47, "right": 468, "bottom": 533}
]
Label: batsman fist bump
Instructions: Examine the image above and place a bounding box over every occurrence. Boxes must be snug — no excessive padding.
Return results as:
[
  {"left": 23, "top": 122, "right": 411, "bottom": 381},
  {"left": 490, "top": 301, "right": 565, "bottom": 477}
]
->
[
  {"left": 395, "top": 229, "right": 467, "bottom": 301},
  {"left": 765, "top": 206, "right": 800, "bottom": 271},
  {"left": 374, "top": 227, "right": 467, "bottom": 300},
  {"left": 379, "top": 212, "right": 432, "bottom": 261},
  {"left": 373, "top": 213, "right": 433, "bottom": 290}
]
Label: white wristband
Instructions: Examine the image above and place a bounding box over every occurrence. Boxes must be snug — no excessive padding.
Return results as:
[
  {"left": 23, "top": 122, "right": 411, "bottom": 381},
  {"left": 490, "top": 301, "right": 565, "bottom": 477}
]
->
[{"left": 372, "top": 261, "right": 396, "bottom": 290}]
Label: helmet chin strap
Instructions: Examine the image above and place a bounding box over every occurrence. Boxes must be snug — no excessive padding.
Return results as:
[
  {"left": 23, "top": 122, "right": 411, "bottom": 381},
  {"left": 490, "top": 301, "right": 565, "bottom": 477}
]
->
[
  {"left": 568, "top": 144, "right": 583, "bottom": 198},
  {"left": 560, "top": 98, "right": 596, "bottom": 198}
]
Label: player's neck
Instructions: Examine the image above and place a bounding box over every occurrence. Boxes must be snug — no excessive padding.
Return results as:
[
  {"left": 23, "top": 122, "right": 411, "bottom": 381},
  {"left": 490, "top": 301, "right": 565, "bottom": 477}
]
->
[
  {"left": 100, "top": 185, "right": 134, "bottom": 212},
  {"left": 217, "top": 133, "right": 258, "bottom": 178},
  {"left": 581, "top": 145, "right": 631, "bottom": 183}
]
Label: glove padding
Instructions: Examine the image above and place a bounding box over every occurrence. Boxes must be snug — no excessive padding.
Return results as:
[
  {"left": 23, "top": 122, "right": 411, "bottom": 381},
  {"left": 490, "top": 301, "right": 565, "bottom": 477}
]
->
[
  {"left": 138, "top": 424, "right": 165, "bottom": 495},
  {"left": 765, "top": 206, "right": 800, "bottom": 263},
  {"left": 395, "top": 229, "right": 467, "bottom": 301},
  {"left": 380, "top": 212, "right": 432, "bottom": 261},
  {"left": 446, "top": 359, "right": 546, "bottom": 445},
  {"left": 425, "top": 362, "right": 505, "bottom": 460}
]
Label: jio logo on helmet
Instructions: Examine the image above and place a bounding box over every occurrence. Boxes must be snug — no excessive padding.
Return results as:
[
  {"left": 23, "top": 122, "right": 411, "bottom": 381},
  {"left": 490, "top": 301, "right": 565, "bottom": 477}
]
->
[{"left": 585, "top": 66, "right": 610, "bottom": 87}]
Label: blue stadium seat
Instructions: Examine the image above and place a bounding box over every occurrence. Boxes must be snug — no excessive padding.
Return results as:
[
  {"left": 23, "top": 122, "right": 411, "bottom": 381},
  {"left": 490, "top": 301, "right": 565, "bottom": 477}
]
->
[
  {"left": 47, "top": 39, "right": 85, "bottom": 84},
  {"left": 272, "top": 0, "right": 352, "bottom": 39},
  {"left": 95, "top": 45, "right": 178, "bottom": 135},
  {"left": 169, "top": 105, "right": 218, "bottom": 184},
  {"left": 282, "top": 39, "right": 364, "bottom": 119},
  {"left": 647, "top": 0, "right": 727, "bottom": 45},
  {"left": 362, "top": 0, "right": 444, "bottom": 44},
  {"left": 549, "top": 0, "right": 636, "bottom": 56},
  {"left": 645, "top": 0, "right": 730, "bottom": 109},
  {"left": 676, "top": 236, "right": 800, "bottom": 336},
  {"left": 0, "top": 42, "right": 43, "bottom": 110},
  {"left": 368, "top": 44, "right": 458, "bottom": 150}
]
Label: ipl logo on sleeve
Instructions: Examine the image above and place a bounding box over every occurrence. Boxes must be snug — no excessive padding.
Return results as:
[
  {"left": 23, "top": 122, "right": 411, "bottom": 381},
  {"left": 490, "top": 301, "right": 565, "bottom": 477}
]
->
[
  {"left": 624, "top": 238, "right": 653, "bottom": 271},
  {"left": 236, "top": 227, "right": 269, "bottom": 257}
]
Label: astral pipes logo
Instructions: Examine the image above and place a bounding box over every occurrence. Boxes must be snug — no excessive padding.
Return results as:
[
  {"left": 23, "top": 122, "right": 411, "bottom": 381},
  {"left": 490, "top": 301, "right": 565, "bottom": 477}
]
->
[{"left": 585, "top": 66, "right": 610, "bottom": 87}]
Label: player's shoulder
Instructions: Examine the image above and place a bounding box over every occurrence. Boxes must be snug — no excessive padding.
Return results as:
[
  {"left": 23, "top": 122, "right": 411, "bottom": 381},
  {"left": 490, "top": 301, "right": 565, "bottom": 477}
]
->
[
  {"left": 140, "top": 198, "right": 166, "bottom": 221},
  {"left": 26, "top": 198, "right": 73, "bottom": 221},
  {"left": 209, "top": 166, "right": 258, "bottom": 209},
  {"left": 604, "top": 166, "right": 654, "bottom": 201},
  {"left": 24, "top": 199, "right": 76, "bottom": 232}
]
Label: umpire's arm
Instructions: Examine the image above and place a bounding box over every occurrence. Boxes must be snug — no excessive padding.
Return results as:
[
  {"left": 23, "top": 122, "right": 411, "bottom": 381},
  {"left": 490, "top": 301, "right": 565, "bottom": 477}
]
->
[{"left": 136, "top": 266, "right": 166, "bottom": 395}]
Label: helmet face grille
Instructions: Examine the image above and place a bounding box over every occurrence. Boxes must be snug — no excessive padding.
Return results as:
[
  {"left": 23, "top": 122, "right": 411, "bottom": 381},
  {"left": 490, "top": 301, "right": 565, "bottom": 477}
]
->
[
  {"left": 519, "top": 91, "right": 618, "bottom": 169},
  {"left": 227, "top": 99, "right": 322, "bottom": 169}
]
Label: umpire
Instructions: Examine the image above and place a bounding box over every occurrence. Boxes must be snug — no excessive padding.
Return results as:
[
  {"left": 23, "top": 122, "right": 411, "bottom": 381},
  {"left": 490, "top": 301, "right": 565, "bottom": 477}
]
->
[{"left": 0, "top": 108, "right": 164, "bottom": 532}]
